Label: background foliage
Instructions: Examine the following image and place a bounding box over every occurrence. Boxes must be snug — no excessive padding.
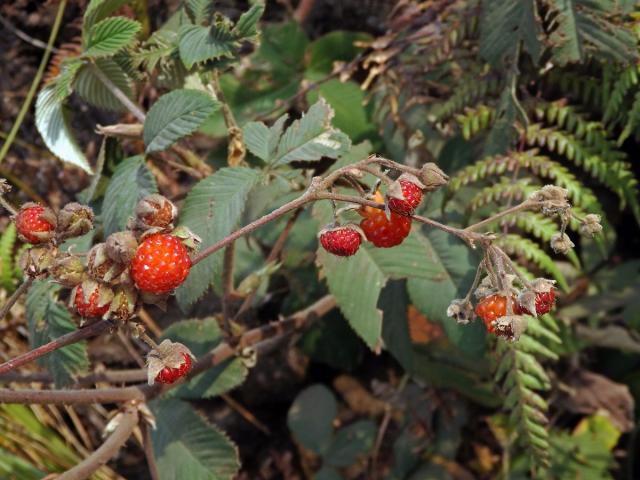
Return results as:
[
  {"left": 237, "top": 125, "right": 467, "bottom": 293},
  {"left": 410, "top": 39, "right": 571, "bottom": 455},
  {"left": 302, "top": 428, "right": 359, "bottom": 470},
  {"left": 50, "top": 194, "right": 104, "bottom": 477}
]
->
[{"left": 1, "top": 0, "right": 640, "bottom": 478}]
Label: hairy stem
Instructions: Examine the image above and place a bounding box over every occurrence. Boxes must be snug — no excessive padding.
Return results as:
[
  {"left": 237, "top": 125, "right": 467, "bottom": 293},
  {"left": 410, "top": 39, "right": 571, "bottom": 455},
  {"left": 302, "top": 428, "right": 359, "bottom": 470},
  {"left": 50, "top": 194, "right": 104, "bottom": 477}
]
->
[
  {"left": 0, "top": 278, "right": 33, "bottom": 321},
  {"left": 89, "top": 61, "right": 146, "bottom": 122},
  {"left": 0, "top": 318, "right": 111, "bottom": 375},
  {"left": 141, "top": 421, "right": 160, "bottom": 480},
  {"left": 57, "top": 404, "right": 139, "bottom": 480},
  {"left": 0, "top": 295, "right": 336, "bottom": 404}
]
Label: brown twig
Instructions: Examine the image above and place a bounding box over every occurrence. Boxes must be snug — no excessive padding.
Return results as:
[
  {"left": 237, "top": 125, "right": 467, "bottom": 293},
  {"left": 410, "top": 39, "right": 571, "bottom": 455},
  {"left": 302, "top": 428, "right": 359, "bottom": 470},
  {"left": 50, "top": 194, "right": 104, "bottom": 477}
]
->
[
  {"left": 0, "top": 295, "right": 336, "bottom": 404},
  {"left": 0, "top": 277, "right": 32, "bottom": 321},
  {"left": 0, "top": 318, "right": 111, "bottom": 375},
  {"left": 293, "top": 0, "right": 317, "bottom": 23},
  {"left": 221, "top": 242, "right": 236, "bottom": 335},
  {"left": 57, "top": 403, "right": 139, "bottom": 480},
  {"left": 141, "top": 420, "right": 160, "bottom": 480}
]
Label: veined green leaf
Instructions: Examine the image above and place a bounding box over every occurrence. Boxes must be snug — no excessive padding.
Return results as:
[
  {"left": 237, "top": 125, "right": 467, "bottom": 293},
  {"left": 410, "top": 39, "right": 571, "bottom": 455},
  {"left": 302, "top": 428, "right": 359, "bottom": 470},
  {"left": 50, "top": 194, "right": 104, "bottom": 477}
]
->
[
  {"left": 35, "top": 86, "right": 92, "bottom": 174},
  {"left": 178, "top": 24, "right": 236, "bottom": 69},
  {"left": 144, "top": 89, "right": 219, "bottom": 153},
  {"left": 75, "top": 58, "right": 133, "bottom": 111},
  {"left": 85, "top": 16, "right": 141, "bottom": 57}
]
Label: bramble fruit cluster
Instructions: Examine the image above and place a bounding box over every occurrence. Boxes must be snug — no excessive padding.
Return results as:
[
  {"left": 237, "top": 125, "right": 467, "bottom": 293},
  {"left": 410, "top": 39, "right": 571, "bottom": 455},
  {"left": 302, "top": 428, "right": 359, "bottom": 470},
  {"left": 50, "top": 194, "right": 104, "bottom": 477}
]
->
[
  {"left": 319, "top": 164, "right": 446, "bottom": 257},
  {"left": 10, "top": 193, "right": 199, "bottom": 383}
]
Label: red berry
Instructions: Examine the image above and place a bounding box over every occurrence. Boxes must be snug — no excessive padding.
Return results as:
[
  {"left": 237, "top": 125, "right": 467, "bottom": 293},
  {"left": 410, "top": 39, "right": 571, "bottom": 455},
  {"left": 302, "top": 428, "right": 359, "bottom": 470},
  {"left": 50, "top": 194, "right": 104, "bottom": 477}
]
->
[
  {"left": 155, "top": 353, "right": 192, "bottom": 384},
  {"left": 74, "top": 285, "right": 110, "bottom": 318},
  {"left": 518, "top": 289, "right": 556, "bottom": 316},
  {"left": 131, "top": 234, "right": 191, "bottom": 294},
  {"left": 15, "top": 205, "right": 55, "bottom": 244},
  {"left": 388, "top": 180, "right": 423, "bottom": 215},
  {"left": 475, "top": 294, "right": 524, "bottom": 333},
  {"left": 360, "top": 209, "right": 411, "bottom": 248},
  {"left": 319, "top": 226, "right": 362, "bottom": 256}
]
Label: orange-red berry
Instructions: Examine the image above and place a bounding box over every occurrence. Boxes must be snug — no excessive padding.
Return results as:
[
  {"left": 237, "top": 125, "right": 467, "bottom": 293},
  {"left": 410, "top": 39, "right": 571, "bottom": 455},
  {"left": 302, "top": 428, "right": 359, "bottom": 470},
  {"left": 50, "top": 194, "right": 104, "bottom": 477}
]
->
[
  {"left": 360, "top": 210, "right": 411, "bottom": 248},
  {"left": 131, "top": 234, "right": 191, "bottom": 294}
]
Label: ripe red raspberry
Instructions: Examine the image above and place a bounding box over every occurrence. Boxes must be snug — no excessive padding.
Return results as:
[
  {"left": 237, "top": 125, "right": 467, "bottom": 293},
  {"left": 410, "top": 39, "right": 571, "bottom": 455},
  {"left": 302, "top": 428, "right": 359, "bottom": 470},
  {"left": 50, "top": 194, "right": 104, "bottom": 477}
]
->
[
  {"left": 360, "top": 210, "right": 411, "bottom": 248},
  {"left": 475, "top": 294, "right": 523, "bottom": 333},
  {"left": 155, "top": 353, "right": 192, "bottom": 384},
  {"left": 518, "top": 289, "right": 556, "bottom": 316},
  {"left": 74, "top": 285, "right": 110, "bottom": 318},
  {"left": 15, "top": 204, "right": 56, "bottom": 244},
  {"left": 131, "top": 234, "right": 191, "bottom": 294},
  {"left": 319, "top": 226, "right": 362, "bottom": 256},
  {"left": 387, "top": 179, "right": 423, "bottom": 215}
]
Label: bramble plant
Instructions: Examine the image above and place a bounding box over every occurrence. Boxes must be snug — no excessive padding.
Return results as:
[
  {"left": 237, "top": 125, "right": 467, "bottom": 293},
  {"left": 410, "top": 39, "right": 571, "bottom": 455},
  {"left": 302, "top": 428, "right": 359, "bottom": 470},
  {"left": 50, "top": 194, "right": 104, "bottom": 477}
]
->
[{"left": 0, "top": 0, "right": 638, "bottom": 479}]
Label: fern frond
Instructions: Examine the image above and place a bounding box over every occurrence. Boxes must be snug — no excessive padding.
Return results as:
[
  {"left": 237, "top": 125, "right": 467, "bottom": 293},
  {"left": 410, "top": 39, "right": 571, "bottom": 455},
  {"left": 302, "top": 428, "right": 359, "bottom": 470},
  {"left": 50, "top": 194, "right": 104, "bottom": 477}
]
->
[
  {"left": 430, "top": 75, "right": 503, "bottom": 123},
  {"left": 525, "top": 124, "right": 640, "bottom": 222},
  {"left": 457, "top": 105, "right": 496, "bottom": 140},
  {"left": 548, "top": 70, "right": 604, "bottom": 111},
  {"left": 0, "top": 223, "right": 17, "bottom": 291},
  {"left": 603, "top": 63, "right": 639, "bottom": 124},
  {"left": 497, "top": 234, "right": 569, "bottom": 291},
  {"left": 468, "top": 177, "right": 536, "bottom": 212},
  {"left": 618, "top": 89, "right": 640, "bottom": 144}
]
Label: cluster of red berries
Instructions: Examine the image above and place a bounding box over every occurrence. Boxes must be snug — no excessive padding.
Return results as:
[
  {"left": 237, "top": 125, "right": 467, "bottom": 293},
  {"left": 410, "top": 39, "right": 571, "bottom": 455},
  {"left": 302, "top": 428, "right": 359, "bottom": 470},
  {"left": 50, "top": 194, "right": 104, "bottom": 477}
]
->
[
  {"left": 475, "top": 289, "right": 556, "bottom": 334},
  {"left": 319, "top": 175, "right": 424, "bottom": 257},
  {"left": 14, "top": 195, "right": 197, "bottom": 384}
]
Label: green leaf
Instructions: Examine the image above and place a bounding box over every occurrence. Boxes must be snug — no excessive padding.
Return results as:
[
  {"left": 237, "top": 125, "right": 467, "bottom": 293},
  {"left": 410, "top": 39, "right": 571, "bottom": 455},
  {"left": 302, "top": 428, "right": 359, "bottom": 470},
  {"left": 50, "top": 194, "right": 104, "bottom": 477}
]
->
[
  {"left": 379, "top": 281, "right": 413, "bottom": 372},
  {"left": 144, "top": 89, "right": 220, "bottom": 153},
  {"left": 287, "top": 384, "right": 337, "bottom": 455},
  {"left": 85, "top": 16, "right": 141, "bottom": 57},
  {"left": 176, "top": 167, "right": 262, "bottom": 309},
  {"left": 406, "top": 230, "right": 484, "bottom": 355},
  {"left": 26, "top": 281, "right": 89, "bottom": 387},
  {"left": 185, "top": 0, "right": 213, "bottom": 25},
  {"left": 316, "top": 245, "right": 386, "bottom": 350},
  {"left": 480, "top": 0, "right": 542, "bottom": 67},
  {"left": 304, "top": 30, "right": 371, "bottom": 79},
  {"left": 243, "top": 114, "right": 288, "bottom": 162},
  {"left": 546, "top": 0, "right": 638, "bottom": 65},
  {"left": 315, "top": 467, "right": 344, "bottom": 480},
  {"left": 151, "top": 398, "right": 240, "bottom": 480},
  {"left": 83, "top": 0, "right": 127, "bottom": 36},
  {"left": 232, "top": 2, "right": 265, "bottom": 39},
  {"left": 102, "top": 156, "right": 157, "bottom": 235},
  {"left": 74, "top": 58, "right": 132, "bottom": 111},
  {"left": 306, "top": 80, "right": 375, "bottom": 142},
  {"left": 179, "top": 24, "right": 236, "bottom": 69},
  {"left": 324, "top": 420, "right": 376, "bottom": 467},
  {"left": 257, "top": 22, "right": 308, "bottom": 81},
  {"left": 163, "top": 319, "right": 247, "bottom": 398},
  {"left": 35, "top": 86, "right": 92, "bottom": 174},
  {"left": 271, "top": 98, "right": 351, "bottom": 166},
  {"left": 0, "top": 446, "right": 44, "bottom": 479}
]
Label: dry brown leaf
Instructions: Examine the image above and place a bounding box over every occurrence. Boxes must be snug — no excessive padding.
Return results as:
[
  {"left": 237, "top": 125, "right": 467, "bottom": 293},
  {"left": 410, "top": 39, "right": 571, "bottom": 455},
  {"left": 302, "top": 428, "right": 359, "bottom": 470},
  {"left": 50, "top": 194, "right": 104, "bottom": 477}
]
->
[{"left": 558, "top": 369, "right": 634, "bottom": 432}]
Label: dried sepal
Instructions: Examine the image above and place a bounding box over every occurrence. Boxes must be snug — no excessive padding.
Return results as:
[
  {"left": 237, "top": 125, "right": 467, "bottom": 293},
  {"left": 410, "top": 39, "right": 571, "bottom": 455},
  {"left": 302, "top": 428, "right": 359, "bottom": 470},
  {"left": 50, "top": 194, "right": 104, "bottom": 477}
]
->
[
  {"left": 579, "top": 213, "right": 603, "bottom": 237},
  {"left": 529, "top": 185, "right": 571, "bottom": 216},
  {"left": 50, "top": 254, "right": 85, "bottom": 287},
  {"left": 108, "top": 285, "right": 138, "bottom": 322},
  {"left": 57, "top": 203, "right": 94, "bottom": 240},
  {"left": 105, "top": 231, "right": 138, "bottom": 264},
  {"left": 134, "top": 194, "right": 177, "bottom": 230},
  {"left": 446, "top": 298, "right": 474, "bottom": 324},
  {"left": 19, "top": 246, "right": 56, "bottom": 277},
  {"left": 146, "top": 339, "right": 195, "bottom": 385},
  {"left": 171, "top": 225, "right": 202, "bottom": 253},
  {"left": 550, "top": 232, "right": 574, "bottom": 254},
  {"left": 87, "top": 243, "right": 127, "bottom": 283},
  {"left": 418, "top": 163, "right": 449, "bottom": 191},
  {"left": 493, "top": 315, "right": 528, "bottom": 341}
]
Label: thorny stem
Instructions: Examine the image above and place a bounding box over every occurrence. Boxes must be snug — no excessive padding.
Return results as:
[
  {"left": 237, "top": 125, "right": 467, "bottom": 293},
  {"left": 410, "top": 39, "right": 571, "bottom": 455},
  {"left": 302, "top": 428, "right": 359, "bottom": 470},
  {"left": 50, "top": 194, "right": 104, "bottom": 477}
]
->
[
  {"left": 0, "top": 194, "right": 17, "bottom": 215},
  {"left": 0, "top": 278, "right": 33, "bottom": 323},
  {"left": 464, "top": 200, "right": 541, "bottom": 233},
  {"left": 57, "top": 403, "right": 139, "bottom": 480},
  {"left": 137, "top": 331, "right": 159, "bottom": 350},
  {"left": 0, "top": 295, "right": 336, "bottom": 405}
]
